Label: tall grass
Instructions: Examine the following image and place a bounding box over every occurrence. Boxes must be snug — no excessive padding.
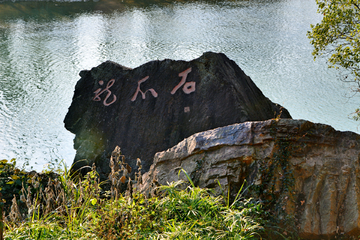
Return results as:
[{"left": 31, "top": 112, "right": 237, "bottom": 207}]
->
[{"left": 0, "top": 148, "right": 287, "bottom": 240}]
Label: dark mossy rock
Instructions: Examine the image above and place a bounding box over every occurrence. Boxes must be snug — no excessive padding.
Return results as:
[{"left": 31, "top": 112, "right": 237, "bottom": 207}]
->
[{"left": 64, "top": 52, "right": 291, "bottom": 180}]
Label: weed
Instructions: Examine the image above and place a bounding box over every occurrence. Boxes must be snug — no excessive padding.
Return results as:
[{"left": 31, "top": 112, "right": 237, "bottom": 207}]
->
[{"left": 2, "top": 147, "right": 281, "bottom": 239}]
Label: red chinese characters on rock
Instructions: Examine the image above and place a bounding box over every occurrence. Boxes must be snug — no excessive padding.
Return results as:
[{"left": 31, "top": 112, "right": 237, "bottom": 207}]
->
[
  {"left": 171, "top": 68, "right": 195, "bottom": 95},
  {"left": 92, "top": 67, "right": 195, "bottom": 106},
  {"left": 131, "top": 76, "right": 159, "bottom": 102},
  {"left": 93, "top": 79, "right": 117, "bottom": 106}
]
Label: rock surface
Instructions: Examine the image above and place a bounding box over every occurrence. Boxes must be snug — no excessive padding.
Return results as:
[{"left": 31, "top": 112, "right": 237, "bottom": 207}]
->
[
  {"left": 140, "top": 119, "right": 360, "bottom": 239},
  {"left": 64, "top": 52, "right": 291, "bottom": 179}
]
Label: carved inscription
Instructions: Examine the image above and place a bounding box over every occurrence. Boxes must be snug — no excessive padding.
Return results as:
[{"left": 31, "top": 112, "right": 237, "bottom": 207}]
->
[
  {"left": 93, "top": 79, "right": 117, "bottom": 106},
  {"left": 171, "top": 68, "right": 195, "bottom": 95},
  {"left": 131, "top": 76, "right": 159, "bottom": 102},
  {"left": 92, "top": 67, "right": 195, "bottom": 106}
]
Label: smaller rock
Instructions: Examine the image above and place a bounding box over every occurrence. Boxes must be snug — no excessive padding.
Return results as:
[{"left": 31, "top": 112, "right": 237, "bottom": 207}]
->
[{"left": 140, "top": 119, "right": 360, "bottom": 239}]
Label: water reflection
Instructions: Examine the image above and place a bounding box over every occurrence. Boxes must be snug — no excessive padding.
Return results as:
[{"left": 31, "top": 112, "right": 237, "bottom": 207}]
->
[
  {"left": 75, "top": 15, "right": 106, "bottom": 69},
  {"left": 0, "top": 0, "right": 359, "bottom": 170}
]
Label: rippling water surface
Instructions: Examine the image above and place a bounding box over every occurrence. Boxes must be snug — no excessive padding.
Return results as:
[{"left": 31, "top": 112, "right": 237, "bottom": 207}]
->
[{"left": 0, "top": 0, "right": 359, "bottom": 170}]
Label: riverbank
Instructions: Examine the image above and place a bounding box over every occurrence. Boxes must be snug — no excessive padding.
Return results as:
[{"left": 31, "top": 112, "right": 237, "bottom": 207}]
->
[{"left": 0, "top": 158, "right": 294, "bottom": 239}]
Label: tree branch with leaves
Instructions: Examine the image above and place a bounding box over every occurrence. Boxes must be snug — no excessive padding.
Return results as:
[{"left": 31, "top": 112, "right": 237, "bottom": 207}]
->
[{"left": 308, "top": 0, "right": 360, "bottom": 118}]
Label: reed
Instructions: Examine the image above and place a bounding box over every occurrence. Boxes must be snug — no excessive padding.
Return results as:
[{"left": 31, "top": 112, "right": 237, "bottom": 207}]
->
[{"left": 0, "top": 147, "right": 288, "bottom": 239}]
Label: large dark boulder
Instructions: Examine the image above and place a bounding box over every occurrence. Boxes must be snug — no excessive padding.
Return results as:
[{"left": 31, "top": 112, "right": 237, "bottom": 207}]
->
[{"left": 64, "top": 52, "right": 291, "bottom": 179}]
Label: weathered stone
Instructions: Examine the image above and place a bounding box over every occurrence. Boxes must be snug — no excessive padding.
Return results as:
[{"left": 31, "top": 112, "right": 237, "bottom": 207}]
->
[
  {"left": 140, "top": 119, "right": 360, "bottom": 239},
  {"left": 64, "top": 52, "right": 291, "bottom": 179}
]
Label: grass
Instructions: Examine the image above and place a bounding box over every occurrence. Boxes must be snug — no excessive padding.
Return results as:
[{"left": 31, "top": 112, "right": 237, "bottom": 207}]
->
[{"left": 0, "top": 148, "right": 290, "bottom": 240}]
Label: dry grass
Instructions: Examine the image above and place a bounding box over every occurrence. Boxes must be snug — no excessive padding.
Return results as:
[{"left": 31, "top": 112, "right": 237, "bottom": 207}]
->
[{"left": 0, "top": 147, "right": 289, "bottom": 240}]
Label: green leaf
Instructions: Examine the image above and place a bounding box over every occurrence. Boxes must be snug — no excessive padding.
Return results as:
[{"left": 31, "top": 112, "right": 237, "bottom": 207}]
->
[
  {"left": 308, "top": 0, "right": 360, "bottom": 117},
  {"left": 90, "top": 198, "right": 97, "bottom": 206},
  {"left": 11, "top": 175, "right": 20, "bottom": 180}
]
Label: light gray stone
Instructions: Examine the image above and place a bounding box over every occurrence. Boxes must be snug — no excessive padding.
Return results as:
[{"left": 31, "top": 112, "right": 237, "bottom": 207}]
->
[{"left": 140, "top": 119, "right": 360, "bottom": 238}]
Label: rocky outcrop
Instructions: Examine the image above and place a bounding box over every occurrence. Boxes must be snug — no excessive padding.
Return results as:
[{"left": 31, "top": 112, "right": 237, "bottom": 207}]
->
[
  {"left": 140, "top": 119, "right": 360, "bottom": 239},
  {"left": 64, "top": 52, "right": 291, "bottom": 179}
]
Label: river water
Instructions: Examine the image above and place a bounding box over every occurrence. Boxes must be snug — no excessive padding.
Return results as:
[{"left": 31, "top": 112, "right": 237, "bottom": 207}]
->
[{"left": 0, "top": 0, "right": 359, "bottom": 170}]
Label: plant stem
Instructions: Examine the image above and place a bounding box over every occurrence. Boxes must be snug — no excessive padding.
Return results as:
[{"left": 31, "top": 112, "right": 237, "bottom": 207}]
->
[{"left": 0, "top": 193, "right": 4, "bottom": 240}]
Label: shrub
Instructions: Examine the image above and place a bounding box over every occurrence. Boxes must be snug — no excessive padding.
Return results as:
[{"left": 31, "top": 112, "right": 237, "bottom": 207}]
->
[{"left": 1, "top": 148, "right": 286, "bottom": 239}]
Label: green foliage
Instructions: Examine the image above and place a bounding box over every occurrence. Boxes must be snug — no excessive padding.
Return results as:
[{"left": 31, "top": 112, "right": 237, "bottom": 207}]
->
[
  {"left": 96, "top": 179, "right": 266, "bottom": 239},
  {"left": 308, "top": 0, "right": 360, "bottom": 119},
  {"left": 0, "top": 158, "right": 67, "bottom": 224},
  {"left": 0, "top": 159, "right": 33, "bottom": 212},
  {"left": 4, "top": 163, "right": 102, "bottom": 239},
  {"left": 0, "top": 159, "right": 25, "bottom": 191},
  {"left": 2, "top": 160, "right": 276, "bottom": 240},
  {"left": 308, "top": 0, "right": 360, "bottom": 78}
]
